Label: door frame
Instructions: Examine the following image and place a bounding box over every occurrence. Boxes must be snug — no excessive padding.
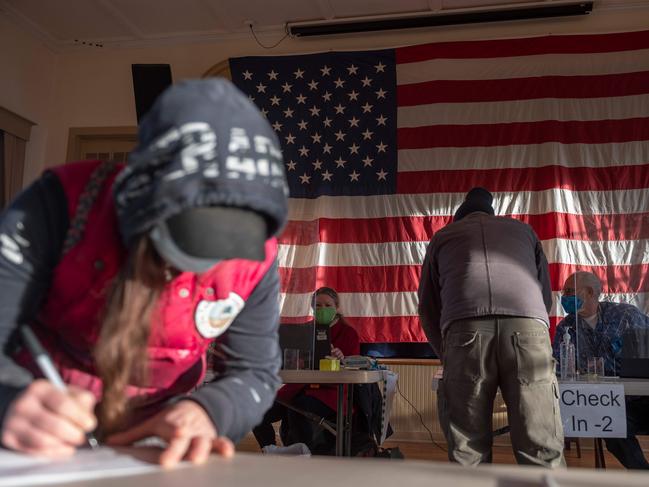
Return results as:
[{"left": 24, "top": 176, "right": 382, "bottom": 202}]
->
[{"left": 66, "top": 126, "right": 138, "bottom": 162}]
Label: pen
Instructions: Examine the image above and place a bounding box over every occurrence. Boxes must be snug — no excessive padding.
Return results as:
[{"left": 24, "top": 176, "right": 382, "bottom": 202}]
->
[{"left": 20, "top": 326, "right": 99, "bottom": 450}]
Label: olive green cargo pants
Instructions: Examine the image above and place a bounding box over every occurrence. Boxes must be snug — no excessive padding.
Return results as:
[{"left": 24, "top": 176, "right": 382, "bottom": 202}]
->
[{"left": 437, "top": 316, "right": 565, "bottom": 467}]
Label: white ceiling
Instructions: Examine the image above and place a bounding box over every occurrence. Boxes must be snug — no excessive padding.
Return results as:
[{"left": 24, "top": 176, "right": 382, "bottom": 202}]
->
[{"left": 0, "top": 0, "right": 647, "bottom": 49}]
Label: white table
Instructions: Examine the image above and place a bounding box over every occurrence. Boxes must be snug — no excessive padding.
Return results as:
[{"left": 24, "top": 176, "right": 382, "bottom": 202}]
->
[
  {"left": 47, "top": 451, "right": 649, "bottom": 487},
  {"left": 280, "top": 369, "right": 383, "bottom": 456}
]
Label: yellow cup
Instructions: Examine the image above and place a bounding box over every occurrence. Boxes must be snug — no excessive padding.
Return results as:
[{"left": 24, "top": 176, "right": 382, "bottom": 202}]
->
[{"left": 319, "top": 357, "right": 340, "bottom": 371}]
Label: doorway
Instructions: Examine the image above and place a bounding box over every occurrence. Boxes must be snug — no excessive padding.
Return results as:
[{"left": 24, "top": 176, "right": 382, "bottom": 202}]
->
[{"left": 66, "top": 126, "right": 138, "bottom": 163}]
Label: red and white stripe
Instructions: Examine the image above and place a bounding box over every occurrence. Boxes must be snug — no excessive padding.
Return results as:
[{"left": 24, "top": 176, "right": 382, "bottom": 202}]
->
[{"left": 279, "top": 30, "right": 649, "bottom": 343}]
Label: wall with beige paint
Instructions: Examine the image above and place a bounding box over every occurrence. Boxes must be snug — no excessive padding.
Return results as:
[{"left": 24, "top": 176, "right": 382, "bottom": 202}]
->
[
  {"left": 0, "top": 16, "right": 59, "bottom": 184},
  {"left": 4, "top": 5, "right": 649, "bottom": 185}
]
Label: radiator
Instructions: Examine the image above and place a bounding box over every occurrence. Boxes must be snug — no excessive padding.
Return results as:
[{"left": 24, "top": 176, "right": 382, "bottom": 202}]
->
[{"left": 383, "top": 363, "right": 509, "bottom": 442}]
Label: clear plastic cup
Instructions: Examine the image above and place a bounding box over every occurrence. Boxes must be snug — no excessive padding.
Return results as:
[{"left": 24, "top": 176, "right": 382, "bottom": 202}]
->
[{"left": 283, "top": 349, "right": 300, "bottom": 370}]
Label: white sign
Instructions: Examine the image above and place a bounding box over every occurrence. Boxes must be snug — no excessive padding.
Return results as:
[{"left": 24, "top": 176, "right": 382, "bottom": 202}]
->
[{"left": 559, "top": 383, "right": 627, "bottom": 438}]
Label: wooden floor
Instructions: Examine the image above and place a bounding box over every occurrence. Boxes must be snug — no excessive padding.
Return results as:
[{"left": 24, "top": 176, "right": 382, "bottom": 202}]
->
[{"left": 236, "top": 432, "right": 646, "bottom": 470}]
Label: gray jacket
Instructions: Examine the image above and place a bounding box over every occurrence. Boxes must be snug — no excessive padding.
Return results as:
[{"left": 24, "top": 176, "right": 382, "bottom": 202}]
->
[{"left": 417, "top": 212, "right": 552, "bottom": 356}]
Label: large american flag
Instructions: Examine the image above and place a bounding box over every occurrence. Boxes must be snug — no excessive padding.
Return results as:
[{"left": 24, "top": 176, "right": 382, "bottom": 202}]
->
[{"left": 229, "top": 29, "right": 649, "bottom": 347}]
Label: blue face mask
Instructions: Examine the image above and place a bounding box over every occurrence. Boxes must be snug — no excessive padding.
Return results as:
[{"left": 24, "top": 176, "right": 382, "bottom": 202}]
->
[{"left": 561, "top": 295, "right": 583, "bottom": 315}]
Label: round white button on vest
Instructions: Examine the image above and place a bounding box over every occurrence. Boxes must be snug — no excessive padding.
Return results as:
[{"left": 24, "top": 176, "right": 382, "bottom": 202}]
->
[
  {"left": 205, "top": 287, "right": 215, "bottom": 296},
  {"left": 194, "top": 292, "right": 245, "bottom": 338},
  {"left": 179, "top": 288, "right": 190, "bottom": 298}
]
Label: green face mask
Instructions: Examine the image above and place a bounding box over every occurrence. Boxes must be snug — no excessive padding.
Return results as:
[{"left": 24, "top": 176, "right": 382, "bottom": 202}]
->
[{"left": 315, "top": 307, "right": 337, "bottom": 326}]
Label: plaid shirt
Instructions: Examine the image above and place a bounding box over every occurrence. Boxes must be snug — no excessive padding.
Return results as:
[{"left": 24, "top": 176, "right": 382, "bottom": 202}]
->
[{"left": 552, "top": 301, "right": 649, "bottom": 376}]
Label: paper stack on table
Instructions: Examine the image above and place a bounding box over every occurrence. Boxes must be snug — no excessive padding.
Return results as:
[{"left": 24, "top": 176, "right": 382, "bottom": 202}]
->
[{"left": 0, "top": 447, "right": 166, "bottom": 486}]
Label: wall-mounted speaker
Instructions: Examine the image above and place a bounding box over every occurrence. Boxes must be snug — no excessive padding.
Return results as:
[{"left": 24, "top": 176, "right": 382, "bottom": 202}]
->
[{"left": 131, "top": 64, "right": 173, "bottom": 123}]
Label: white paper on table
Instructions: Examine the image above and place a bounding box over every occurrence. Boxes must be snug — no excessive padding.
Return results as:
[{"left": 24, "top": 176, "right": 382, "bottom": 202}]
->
[{"left": 0, "top": 447, "right": 168, "bottom": 486}]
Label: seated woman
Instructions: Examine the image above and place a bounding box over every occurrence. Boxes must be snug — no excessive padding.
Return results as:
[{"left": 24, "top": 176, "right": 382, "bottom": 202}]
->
[{"left": 252, "top": 286, "right": 360, "bottom": 453}]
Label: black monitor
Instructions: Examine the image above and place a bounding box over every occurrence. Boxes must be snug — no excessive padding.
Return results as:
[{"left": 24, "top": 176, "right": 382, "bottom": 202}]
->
[
  {"left": 619, "top": 358, "right": 649, "bottom": 378},
  {"left": 278, "top": 321, "right": 331, "bottom": 370},
  {"left": 619, "top": 327, "right": 649, "bottom": 378},
  {"left": 279, "top": 322, "right": 314, "bottom": 369}
]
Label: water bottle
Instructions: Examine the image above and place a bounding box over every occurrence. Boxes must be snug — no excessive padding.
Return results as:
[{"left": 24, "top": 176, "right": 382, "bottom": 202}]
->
[{"left": 560, "top": 330, "right": 576, "bottom": 380}]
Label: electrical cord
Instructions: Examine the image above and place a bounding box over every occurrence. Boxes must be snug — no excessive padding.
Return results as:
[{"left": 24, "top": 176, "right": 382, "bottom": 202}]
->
[
  {"left": 395, "top": 380, "right": 447, "bottom": 452},
  {"left": 248, "top": 23, "right": 289, "bottom": 50}
]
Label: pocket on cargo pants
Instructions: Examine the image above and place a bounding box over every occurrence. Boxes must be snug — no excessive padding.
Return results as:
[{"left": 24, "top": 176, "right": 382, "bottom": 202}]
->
[
  {"left": 511, "top": 330, "right": 564, "bottom": 464},
  {"left": 443, "top": 331, "right": 482, "bottom": 383},
  {"left": 513, "top": 331, "right": 553, "bottom": 385},
  {"left": 516, "top": 377, "right": 564, "bottom": 456}
]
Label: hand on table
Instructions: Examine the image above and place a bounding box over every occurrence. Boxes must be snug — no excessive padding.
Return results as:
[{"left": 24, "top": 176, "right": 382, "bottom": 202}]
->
[
  {"left": 106, "top": 400, "right": 234, "bottom": 468},
  {"left": 1, "top": 379, "right": 97, "bottom": 458},
  {"left": 330, "top": 346, "right": 344, "bottom": 360}
]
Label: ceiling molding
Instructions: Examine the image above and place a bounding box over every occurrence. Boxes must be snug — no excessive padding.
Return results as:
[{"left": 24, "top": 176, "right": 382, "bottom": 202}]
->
[
  {"left": 0, "top": 0, "right": 60, "bottom": 52},
  {"left": 58, "top": 26, "right": 289, "bottom": 50}
]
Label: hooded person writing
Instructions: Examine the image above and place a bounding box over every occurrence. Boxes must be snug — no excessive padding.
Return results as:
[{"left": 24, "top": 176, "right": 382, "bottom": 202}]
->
[{"left": 0, "top": 78, "right": 288, "bottom": 467}]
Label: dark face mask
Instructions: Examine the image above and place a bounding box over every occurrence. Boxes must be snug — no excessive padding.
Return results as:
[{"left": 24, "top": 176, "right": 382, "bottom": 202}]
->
[{"left": 561, "top": 295, "right": 583, "bottom": 315}]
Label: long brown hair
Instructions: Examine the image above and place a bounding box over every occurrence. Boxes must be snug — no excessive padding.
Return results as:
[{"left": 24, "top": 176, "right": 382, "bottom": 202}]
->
[{"left": 94, "top": 236, "right": 167, "bottom": 434}]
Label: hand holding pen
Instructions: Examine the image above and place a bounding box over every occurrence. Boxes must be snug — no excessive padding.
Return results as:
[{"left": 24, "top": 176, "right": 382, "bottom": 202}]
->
[{"left": 0, "top": 327, "right": 99, "bottom": 458}]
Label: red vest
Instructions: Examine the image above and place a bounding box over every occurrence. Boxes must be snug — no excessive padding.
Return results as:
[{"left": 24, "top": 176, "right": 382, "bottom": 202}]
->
[{"left": 20, "top": 160, "right": 277, "bottom": 411}]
